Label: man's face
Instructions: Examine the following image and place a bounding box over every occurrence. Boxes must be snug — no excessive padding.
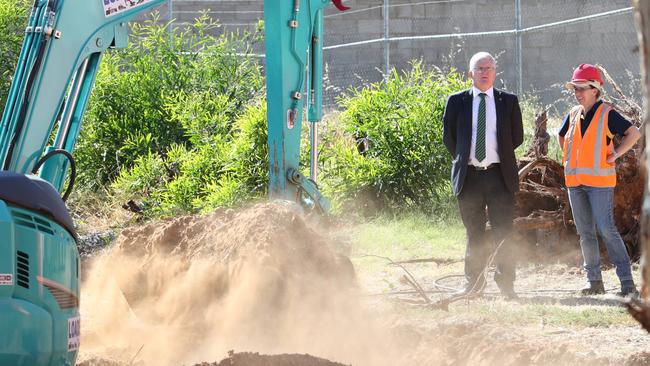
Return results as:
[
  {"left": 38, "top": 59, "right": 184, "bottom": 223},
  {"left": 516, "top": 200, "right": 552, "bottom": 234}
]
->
[{"left": 469, "top": 58, "right": 496, "bottom": 92}]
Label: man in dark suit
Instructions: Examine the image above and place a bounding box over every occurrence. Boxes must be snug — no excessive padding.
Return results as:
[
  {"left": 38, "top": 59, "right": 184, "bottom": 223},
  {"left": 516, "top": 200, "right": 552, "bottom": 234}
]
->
[{"left": 442, "top": 52, "right": 523, "bottom": 298}]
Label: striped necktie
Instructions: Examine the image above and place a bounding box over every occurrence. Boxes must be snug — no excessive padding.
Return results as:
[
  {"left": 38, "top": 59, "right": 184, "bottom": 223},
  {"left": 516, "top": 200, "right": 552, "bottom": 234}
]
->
[{"left": 475, "top": 93, "right": 487, "bottom": 162}]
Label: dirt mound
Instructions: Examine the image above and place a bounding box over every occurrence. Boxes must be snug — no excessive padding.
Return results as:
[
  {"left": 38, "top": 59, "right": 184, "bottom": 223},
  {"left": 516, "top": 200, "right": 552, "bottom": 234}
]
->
[
  {"left": 76, "top": 359, "right": 123, "bottom": 366},
  {"left": 78, "top": 202, "right": 384, "bottom": 366},
  {"left": 114, "top": 201, "right": 354, "bottom": 282},
  {"left": 193, "top": 351, "right": 349, "bottom": 366},
  {"left": 626, "top": 352, "right": 650, "bottom": 366},
  {"left": 77, "top": 351, "right": 348, "bottom": 366}
]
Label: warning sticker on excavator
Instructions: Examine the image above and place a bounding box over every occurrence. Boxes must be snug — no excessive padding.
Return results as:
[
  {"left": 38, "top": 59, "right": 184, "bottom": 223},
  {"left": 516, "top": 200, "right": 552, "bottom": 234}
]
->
[
  {"left": 0, "top": 274, "right": 12, "bottom": 285},
  {"left": 68, "top": 316, "right": 80, "bottom": 352},
  {"left": 103, "top": 0, "right": 154, "bottom": 18}
]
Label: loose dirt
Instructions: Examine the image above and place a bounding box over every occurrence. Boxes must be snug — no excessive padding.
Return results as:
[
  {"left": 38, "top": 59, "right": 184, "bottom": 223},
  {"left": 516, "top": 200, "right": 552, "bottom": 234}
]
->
[
  {"left": 77, "top": 352, "right": 349, "bottom": 366},
  {"left": 77, "top": 202, "right": 650, "bottom": 366},
  {"left": 191, "top": 351, "right": 349, "bottom": 366},
  {"left": 77, "top": 202, "right": 391, "bottom": 366}
]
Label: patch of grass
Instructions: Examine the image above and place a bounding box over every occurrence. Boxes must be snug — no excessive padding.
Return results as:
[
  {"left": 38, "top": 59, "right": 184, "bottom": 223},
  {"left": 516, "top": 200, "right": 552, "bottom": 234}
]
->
[
  {"left": 346, "top": 213, "right": 465, "bottom": 290},
  {"left": 67, "top": 187, "right": 133, "bottom": 235},
  {"left": 386, "top": 298, "right": 634, "bottom": 332},
  {"left": 349, "top": 213, "right": 465, "bottom": 261},
  {"left": 465, "top": 301, "right": 634, "bottom": 328}
]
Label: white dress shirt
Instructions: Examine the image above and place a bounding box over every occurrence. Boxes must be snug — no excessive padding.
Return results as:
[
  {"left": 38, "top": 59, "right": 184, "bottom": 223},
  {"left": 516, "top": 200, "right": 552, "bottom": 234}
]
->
[{"left": 469, "top": 85, "right": 499, "bottom": 167}]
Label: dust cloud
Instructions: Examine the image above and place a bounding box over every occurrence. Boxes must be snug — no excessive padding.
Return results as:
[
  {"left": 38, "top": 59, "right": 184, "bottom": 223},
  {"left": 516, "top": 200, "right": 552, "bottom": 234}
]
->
[
  {"left": 77, "top": 201, "right": 636, "bottom": 366},
  {"left": 78, "top": 202, "right": 399, "bottom": 366}
]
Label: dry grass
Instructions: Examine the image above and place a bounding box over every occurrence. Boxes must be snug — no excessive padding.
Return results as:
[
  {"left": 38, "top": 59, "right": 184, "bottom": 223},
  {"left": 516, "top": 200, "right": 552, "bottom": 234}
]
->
[{"left": 67, "top": 188, "right": 136, "bottom": 235}]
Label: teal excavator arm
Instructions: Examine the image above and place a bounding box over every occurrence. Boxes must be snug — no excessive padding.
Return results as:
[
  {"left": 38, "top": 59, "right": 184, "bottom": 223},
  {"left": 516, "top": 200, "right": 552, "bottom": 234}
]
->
[
  {"left": 265, "top": 0, "right": 348, "bottom": 212},
  {"left": 0, "top": 0, "right": 347, "bottom": 365},
  {"left": 0, "top": 0, "right": 160, "bottom": 187}
]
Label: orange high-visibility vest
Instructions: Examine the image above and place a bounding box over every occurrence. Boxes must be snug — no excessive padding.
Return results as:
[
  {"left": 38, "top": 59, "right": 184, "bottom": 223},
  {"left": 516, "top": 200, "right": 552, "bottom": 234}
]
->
[{"left": 562, "top": 103, "right": 616, "bottom": 187}]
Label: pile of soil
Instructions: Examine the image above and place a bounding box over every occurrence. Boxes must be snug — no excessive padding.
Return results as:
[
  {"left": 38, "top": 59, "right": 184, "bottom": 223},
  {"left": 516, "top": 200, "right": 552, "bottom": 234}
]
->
[
  {"left": 77, "top": 352, "right": 349, "bottom": 366},
  {"left": 193, "top": 351, "right": 349, "bottom": 366},
  {"left": 78, "top": 202, "right": 366, "bottom": 366},
  {"left": 113, "top": 201, "right": 354, "bottom": 282},
  {"left": 77, "top": 359, "right": 123, "bottom": 366},
  {"left": 109, "top": 201, "right": 357, "bottom": 321}
]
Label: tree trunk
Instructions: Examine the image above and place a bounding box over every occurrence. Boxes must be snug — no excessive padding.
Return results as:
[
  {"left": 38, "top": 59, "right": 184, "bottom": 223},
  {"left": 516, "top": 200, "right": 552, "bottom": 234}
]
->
[{"left": 633, "top": 0, "right": 650, "bottom": 299}]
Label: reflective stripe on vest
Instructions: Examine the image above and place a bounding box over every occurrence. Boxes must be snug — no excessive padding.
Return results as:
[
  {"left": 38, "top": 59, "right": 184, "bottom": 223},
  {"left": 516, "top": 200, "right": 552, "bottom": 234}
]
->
[{"left": 562, "top": 103, "right": 616, "bottom": 187}]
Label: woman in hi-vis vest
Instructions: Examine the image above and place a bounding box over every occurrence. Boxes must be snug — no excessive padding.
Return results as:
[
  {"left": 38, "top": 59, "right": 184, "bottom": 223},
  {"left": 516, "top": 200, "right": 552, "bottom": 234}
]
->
[{"left": 558, "top": 64, "right": 641, "bottom": 297}]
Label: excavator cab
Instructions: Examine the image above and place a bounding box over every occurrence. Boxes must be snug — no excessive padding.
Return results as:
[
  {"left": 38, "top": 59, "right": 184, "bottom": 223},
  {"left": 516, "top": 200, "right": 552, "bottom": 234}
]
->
[{"left": 0, "top": 173, "right": 79, "bottom": 366}]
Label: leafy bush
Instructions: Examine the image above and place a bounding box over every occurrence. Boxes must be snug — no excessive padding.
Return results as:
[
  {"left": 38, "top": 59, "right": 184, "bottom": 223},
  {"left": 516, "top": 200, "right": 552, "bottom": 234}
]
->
[
  {"left": 227, "top": 101, "right": 269, "bottom": 197},
  {"left": 192, "top": 103, "right": 268, "bottom": 214},
  {"left": 155, "top": 143, "right": 229, "bottom": 215},
  {"left": 111, "top": 101, "right": 268, "bottom": 217},
  {"left": 74, "top": 10, "right": 471, "bottom": 219},
  {"left": 0, "top": 0, "right": 29, "bottom": 108},
  {"left": 517, "top": 94, "right": 544, "bottom": 157},
  {"left": 75, "top": 12, "right": 264, "bottom": 187},
  {"left": 320, "top": 61, "right": 470, "bottom": 213},
  {"left": 111, "top": 152, "right": 167, "bottom": 197}
]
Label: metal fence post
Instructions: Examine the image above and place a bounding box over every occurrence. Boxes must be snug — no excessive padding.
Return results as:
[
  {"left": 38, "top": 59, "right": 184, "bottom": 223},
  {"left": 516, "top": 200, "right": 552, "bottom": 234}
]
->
[
  {"left": 167, "top": 0, "right": 173, "bottom": 35},
  {"left": 515, "top": 0, "right": 522, "bottom": 96},
  {"left": 383, "top": 0, "right": 390, "bottom": 78}
]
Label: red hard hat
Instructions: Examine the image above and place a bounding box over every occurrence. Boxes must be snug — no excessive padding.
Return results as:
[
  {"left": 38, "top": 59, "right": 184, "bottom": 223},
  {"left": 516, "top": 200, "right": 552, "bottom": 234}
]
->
[{"left": 566, "top": 64, "right": 603, "bottom": 90}]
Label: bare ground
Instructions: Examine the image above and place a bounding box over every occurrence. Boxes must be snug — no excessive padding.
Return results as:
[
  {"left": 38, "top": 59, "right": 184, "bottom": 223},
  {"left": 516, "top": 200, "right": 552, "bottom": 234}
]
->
[
  {"left": 76, "top": 203, "right": 650, "bottom": 366},
  {"left": 355, "top": 254, "right": 650, "bottom": 365}
]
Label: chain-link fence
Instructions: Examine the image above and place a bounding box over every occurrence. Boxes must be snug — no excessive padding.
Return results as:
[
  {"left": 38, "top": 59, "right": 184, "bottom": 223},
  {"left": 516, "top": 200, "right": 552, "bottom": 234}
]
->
[{"left": 155, "top": 0, "right": 640, "bottom": 114}]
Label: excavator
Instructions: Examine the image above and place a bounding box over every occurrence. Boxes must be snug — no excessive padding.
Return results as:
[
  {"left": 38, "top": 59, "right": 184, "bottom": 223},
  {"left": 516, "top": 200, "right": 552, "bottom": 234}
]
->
[{"left": 0, "top": 0, "right": 348, "bottom": 364}]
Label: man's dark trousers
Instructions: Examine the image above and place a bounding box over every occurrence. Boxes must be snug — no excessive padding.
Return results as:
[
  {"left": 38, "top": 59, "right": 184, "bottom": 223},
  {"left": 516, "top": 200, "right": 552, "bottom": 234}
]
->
[{"left": 458, "top": 166, "right": 515, "bottom": 288}]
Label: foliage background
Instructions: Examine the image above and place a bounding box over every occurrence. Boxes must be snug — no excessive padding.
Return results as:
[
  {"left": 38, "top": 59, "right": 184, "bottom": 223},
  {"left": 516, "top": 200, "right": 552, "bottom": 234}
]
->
[
  {"left": 0, "top": 0, "right": 29, "bottom": 108},
  {"left": 0, "top": 3, "right": 542, "bottom": 222},
  {"left": 320, "top": 62, "right": 470, "bottom": 214}
]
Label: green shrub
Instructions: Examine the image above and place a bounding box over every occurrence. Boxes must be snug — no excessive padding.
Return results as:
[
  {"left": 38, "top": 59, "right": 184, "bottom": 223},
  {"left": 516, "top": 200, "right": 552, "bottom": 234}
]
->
[
  {"left": 111, "top": 152, "right": 167, "bottom": 200},
  {"left": 171, "top": 92, "right": 236, "bottom": 147},
  {"left": 111, "top": 101, "right": 268, "bottom": 217},
  {"left": 75, "top": 12, "right": 264, "bottom": 188},
  {"left": 74, "top": 11, "right": 471, "bottom": 219},
  {"left": 198, "top": 174, "right": 246, "bottom": 212},
  {"left": 517, "top": 94, "right": 543, "bottom": 157},
  {"left": 156, "top": 143, "right": 229, "bottom": 215},
  {"left": 320, "top": 61, "right": 470, "bottom": 214},
  {"left": 227, "top": 101, "right": 269, "bottom": 196},
  {"left": 0, "top": 0, "right": 29, "bottom": 108}
]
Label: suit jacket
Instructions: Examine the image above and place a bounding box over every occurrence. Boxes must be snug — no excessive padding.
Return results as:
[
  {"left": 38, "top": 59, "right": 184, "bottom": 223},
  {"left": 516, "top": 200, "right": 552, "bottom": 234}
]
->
[{"left": 442, "top": 88, "right": 523, "bottom": 196}]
